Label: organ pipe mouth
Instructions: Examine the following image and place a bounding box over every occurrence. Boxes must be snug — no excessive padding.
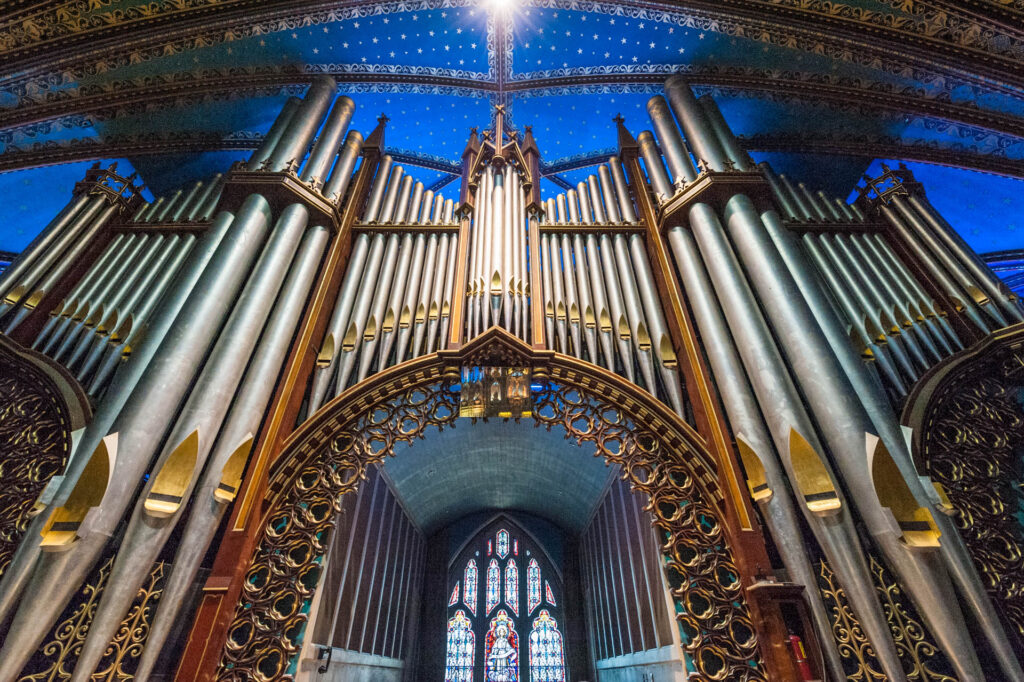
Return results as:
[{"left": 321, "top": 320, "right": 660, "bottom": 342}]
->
[
  {"left": 24, "top": 288, "right": 47, "bottom": 310},
  {"left": 215, "top": 435, "right": 254, "bottom": 504},
  {"left": 342, "top": 322, "right": 358, "bottom": 352},
  {"left": 556, "top": 302, "right": 567, "bottom": 321},
  {"left": 428, "top": 303, "right": 439, "bottom": 321},
  {"left": 97, "top": 310, "right": 119, "bottom": 335},
  {"left": 569, "top": 303, "right": 580, "bottom": 324},
  {"left": 545, "top": 302, "right": 554, "bottom": 319},
  {"left": 84, "top": 304, "right": 105, "bottom": 328},
  {"left": 3, "top": 285, "right": 26, "bottom": 305},
  {"left": 658, "top": 335, "right": 678, "bottom": 369},
  {"left": 41, "top": 433, "right": 117, "bottom": 549},
  {"left": 415, "top": 303, "right": 426, "bottom": 325},
  {"left": 617, "top": 316, "right": 631, "bottom": 340},
  {"left": 400, "top": 305, "right": 412, "bottom": 328},
  {"left": 363, "top": 316, "right": 378, "bottom": 341},
  {"left": 317, "top": 334, "right": 336, "bottom": 368},
  {"left": 636, "top": 321, "right": 652, "bottom": 351},
  {"left": 382, "top": 309, "right": 396, "bottom": 333},
  {"left": 868, "top": 434, "right": 940, "bottom": 547},
  {"left": 599, "top": 309, "right": 612, "bottom": 333},
  {"left": 849, "top": 327, "right": 874, "bottom": 359},
  {"left": 864, "top": 315, "right": 886, "bottom": 344},
  {"left": 735, "top": 435, "right": 771, "bottom": 503},
  {"left": 788, "top": 428, "right": 841, "bottom": 516},
  {"left": 892, "top": 305, "right": 913, "bottom": 329},
  {"left": 966, "top": 284, "right": 989, "bottom": 306},
  {"left": 584, "top": 305, "right": 596, "bottom": 329},
  {"left": 145, "top": 430, "right": 200, "bottom": 518}
]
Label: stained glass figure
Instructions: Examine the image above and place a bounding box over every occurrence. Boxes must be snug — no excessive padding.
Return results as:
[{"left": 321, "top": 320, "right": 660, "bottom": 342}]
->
[
  {"left": 544, "top": 581, "right": 556, "bottom": 607},
  {"left": 486, "top": 558, "right": 501, "bottom": 615},
  {"left": 485, "top": 610, "right": 519, "bottom": 682},
  {"left": 526, "top": 559, "right": 541, "bottom": 615},
  {"left": 505, "top": 558, "right": 519, "bottom": 616},
  {"left": 514, "top": 539, "right": 519, "bottom": 556},
  {"left": 528, "top": 610, "right": 565, "bottom": 682},
  {"left": 445, "top": 610, "right": 475, "bottom": 682},
  {"left": 488, "top": 539, "right": 493, "bottom": 556},
  {"left": 449, "top": 582, "right": 460, "bottom": 607},
  {"left": 496, "top": 529, "right": 510, "bottom": 559},
  {"left": 464, "top": 560, "right": 478, "bottom": 616}
]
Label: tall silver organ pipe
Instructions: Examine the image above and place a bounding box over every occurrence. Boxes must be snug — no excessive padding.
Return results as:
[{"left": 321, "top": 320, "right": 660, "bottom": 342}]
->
[
  {"left": 666, "top": 226, "right": 846, "bottom": 681},
  {"left": 0, "top": 194, "right": 273, "bottom": 678},
  {"left": 323, "top": 130, "right": 364, "bottom": 203},
  {"left": 723, "top": 193, "right": 984, "bottom": 680},
  {"left": 646, "top": 95, "right": 697, "bottom": 186},
  {"left": 636, "top": 131, "right": 674, "bottom": 202},
  {"left": 133, "top": 224, "right": 328, "bottom": 680},
  {"left": 246, "top": 96, "right": 302, "bottom": 171},
  {"left": 664, "top": 75, "right": 730, "bottom": 173},
  {"left": 698, "top": 95, "right": 753, "bottom": 172},
  {"left": 69, "top": 204, "right": 314, "bottom": 680},
  {"left": 300, "top": 96, "right": 356, "bottom": 188},
  {"left": 267, "top": 75, "right": 336, "bottom": 173}
]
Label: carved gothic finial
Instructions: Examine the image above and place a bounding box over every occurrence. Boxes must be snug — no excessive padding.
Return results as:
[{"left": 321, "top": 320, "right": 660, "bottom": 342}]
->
[
  {"left": 377, "top": 113, "right": 391, "bottom": 126},
  {"left": 696, "top": 157, "right": 710, "bottom": 174},
  {"left": 613, "top": 113, "right": 625, "bottom": 126}
]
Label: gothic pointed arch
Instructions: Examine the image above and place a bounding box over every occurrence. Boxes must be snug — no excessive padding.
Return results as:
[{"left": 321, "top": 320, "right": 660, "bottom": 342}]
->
[{"left": 215, "top": 327, "right": 764, "bottom": 681}]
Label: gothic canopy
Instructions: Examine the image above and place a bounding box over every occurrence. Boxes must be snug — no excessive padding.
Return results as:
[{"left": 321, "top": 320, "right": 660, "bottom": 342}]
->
[{"left": 3, "top": 0, "right": 1024, "bottom": 255}]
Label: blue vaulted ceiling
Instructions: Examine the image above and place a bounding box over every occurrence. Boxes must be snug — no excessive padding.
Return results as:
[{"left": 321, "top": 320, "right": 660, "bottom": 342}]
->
[{"left": 2, "top": 0, "right": 1024, "bottom": 261}]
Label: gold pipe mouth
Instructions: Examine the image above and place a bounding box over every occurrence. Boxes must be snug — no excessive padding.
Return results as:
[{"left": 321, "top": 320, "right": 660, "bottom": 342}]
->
[
  {"left": 868, "top": 434, "right": 940, "bottom": 547},
  {"left": 788, "top": 429, "right": 841, "bottom": 516},
  {"left": 317, "top": 334, "right": 336, "bottom": 368},
  {"left": 41, "top": 434, "right": 116, "bottom": 550},
  {"left": 145, "top": 430, "right": 200, "bottom": 518}
]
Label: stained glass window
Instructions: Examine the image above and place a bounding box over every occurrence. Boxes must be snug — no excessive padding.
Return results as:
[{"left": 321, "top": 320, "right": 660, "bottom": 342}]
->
[
  {"left": 464, "top": 560, "right": 478, "bottom": 616},
  {"left": 497, "top": 529, "right": 510, "bottom": 559},
  {"left": 527, "top": 559, "right": 541, "bottom": 615},
  {"left": 544, "top": 581, "right": 556, "bottom": 607},
  {"left": 486, "top": 558, "right": 501, "bottom": 615},
  {"left": 445, "top": 610, "right": 475, "bottom": 682},
  {"left": 514, "top": 539, "right": 519, "bottom": 556},
  {"left": 529, "top": 610, "right": 565, "bottom": 682},
  {"left": 485, "top": 610, "right": 519, "bottom": 682},
  {"left": 449, "top": 582, "right": 460, "bottom": 607},
  {"left": 488, "top": 539, "right": 493, "bottom": 556},
  {"left": 505, "top": 558, "right": 519, "bottom": 616}
]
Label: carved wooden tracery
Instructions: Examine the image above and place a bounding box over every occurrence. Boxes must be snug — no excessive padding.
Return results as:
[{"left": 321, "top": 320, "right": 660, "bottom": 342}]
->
[
  {"left": 215, "top": 331, "right": 764, "bottom": 681},
  {"left": 904, "top": 324, "right": 1024, "bottom": 650}
]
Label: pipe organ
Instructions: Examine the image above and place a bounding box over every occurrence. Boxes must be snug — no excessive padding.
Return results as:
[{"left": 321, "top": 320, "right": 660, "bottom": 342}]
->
[{"left": 0, "top": 72, "right": 1022, "bottom": 682}]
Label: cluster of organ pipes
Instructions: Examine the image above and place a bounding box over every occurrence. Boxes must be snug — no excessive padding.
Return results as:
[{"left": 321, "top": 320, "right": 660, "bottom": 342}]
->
[
  {"left": 648, "top": 74, "right": 1024, "bottom": 681},
  {"left": 466, "top": 162, "right": 530, "bottom": 341},
  {"left": 0, "top": 75, "right": 365, "bottom": 680},
  {"left": 0, "top": 66, "right": 1022, "bottom": 682}
]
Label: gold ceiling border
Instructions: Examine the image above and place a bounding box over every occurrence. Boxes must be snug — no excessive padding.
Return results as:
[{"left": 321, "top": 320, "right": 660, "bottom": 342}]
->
[{"left": 215, "top": 328, "right": 762, "bottom": 681}]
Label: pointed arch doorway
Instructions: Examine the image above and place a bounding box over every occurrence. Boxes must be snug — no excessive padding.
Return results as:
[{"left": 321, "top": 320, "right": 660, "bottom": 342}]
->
[{"left": 215, "top": 329, "right": 771, "bottom": 682}]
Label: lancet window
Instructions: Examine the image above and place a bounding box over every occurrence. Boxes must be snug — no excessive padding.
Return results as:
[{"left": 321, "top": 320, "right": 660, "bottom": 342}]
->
[{"left": 444, "top": 520, "right": 566, "bottom": 681}]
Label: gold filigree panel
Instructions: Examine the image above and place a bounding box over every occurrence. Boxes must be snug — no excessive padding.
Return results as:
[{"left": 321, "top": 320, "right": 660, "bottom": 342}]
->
[
  {"left": 15, "top": 555, "right": 166, "bottom": 682},
  {"left": 0, "top": 343, "right": 75, "bottom": 578},
  {"left": 216, "top": 346, "right": 763, "bottom": 681},
  {"left": 817, "top": 556, "right": 957, "bottom": 681},
  {"left": 914, "top": 342, "right": 1024, "bottom": 646}
]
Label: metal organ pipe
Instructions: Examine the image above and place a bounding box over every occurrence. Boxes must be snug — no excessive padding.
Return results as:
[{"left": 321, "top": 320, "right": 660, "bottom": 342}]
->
[
  {"left": 377, "top": 233, "right": 415, "bottom": 372},
  {"left": 908, "top": 193, "right": 1024, "bottom": 322},
  {"left": 246, "top": 96, "right": 302, "bottom": 171},
  {"left": 576, "top": 181, "right": 594, "bottom": 223},
  {"left": 426, "top": 233, "right": 450, "bottom": 353},
  {"left": 800, "top": 235, "right": 908, "bottom": 396},
  {"left": 334, "top": 233, "right": 386, "bottom": 393},
  {"left": 547, "top": 234, "right": 568, "bottom": 353},
  {"left": 758, "top": 162, "right": 800, "bottom": 220},
  {"left": 585, "top": 234, "right": 615, "bottom": 372},
  {"left": 817, "top": 190, "right": 844, "bottom": 222},
  {"left": 300, "top": 96, "right": 355, "bottom": 187},
  {"left": 70, "top": 204, "right": 312, "bottom": 681},
  {"left": 686, "top": 202, "right": 908, "bottom": 681},
  {"left": 663, "top": 76, "right": 729, "bottom": 173},
  {"left": 169, "top": 181, "right": 205, "bottom": 222},
  {"left": 627, "top": 234, "right": 685, "bottom": 417},
  {"left": 599, "top": 233, "right": 634, "bottom": 383},
  {"left": 363, "top": 155, "right": 393, "bottom": 223},
  {"left": 378, "top": 166, "right": 406, "bottom": 224},
  {"left": 267, "top": 76, "right": 336, "bottom": 173},
  {"left": 697, "top": 95, "right": 754, "bottom": 171},
  {"left": 597, "top": 165, "right": 622, "bottom": 224},
  {"left": 559, "top": 233, "right": 582, "bottom": 358},
  {"left": 408, "top": 183, "right": 424, "bottom": 223},
  {"left": 412, "top": 234, "right": 439, "bottom": 356},
  {"left": 723, "top": 194, "right": 985, "bottom": 681},
  {"left": 134, "top": 223, "right": 327, "bottom": 682},
  {"left": 636, "top": 131, "right": 674, "bottom": 202},
  {"left": 778, "top": 174, "right": 815, "bottom": 222},
  {"left": 541, "top": 233, "right": 557, "bottom": 352},
  {"left": 153, "top": 190, "right": 183, "bottom": 222},
  {"left": 608, "top": 157, "right": 637, "bottom": 223},
  {"left": 646, "top": 96, "right": 697, "bottom": 185},
  {"left": 586, "top": 175, "right": 606, "bottom": 224},
  {"left": 323, "top": 130, "right": 364, "bottom": 203},
  {"left": 612, "top": 235, "right": 657, "bottom": 393},
  {"left": 439, "top": 233, "right": 458, "bottom": 348},
  {"left": 566, "top": 189, "right": 581, "bottom": 224},
  {"left": 396, "top": 234, "right": 427, "bottom": 363},
  {"left": 572, "top": 234, "right": 599, "bottom": 363},
  {"left": 0, "top": 195, "right": 273, "bottom": 678},
  {"left": 667, "top": 226, "right": 847, "bottom": 682},
  {"left": 355, "top": 234, "right": 401, "bottom": 383}
]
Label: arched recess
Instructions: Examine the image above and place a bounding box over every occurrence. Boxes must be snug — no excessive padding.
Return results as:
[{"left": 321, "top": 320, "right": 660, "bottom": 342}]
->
[
  {"left": 215, "top": 328, "right": 766, "bottom": 682},
  {"left": 0, "top": 335, "right": 91, "bottom": 577},
  {"left": 903, "top": 323, "right": 1024, "bottom": 649}
]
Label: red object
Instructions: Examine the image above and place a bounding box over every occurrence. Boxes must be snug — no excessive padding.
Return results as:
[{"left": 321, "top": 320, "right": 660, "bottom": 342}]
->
[{"left": 789, "top": 634, "right": 814, "bottom": 680}]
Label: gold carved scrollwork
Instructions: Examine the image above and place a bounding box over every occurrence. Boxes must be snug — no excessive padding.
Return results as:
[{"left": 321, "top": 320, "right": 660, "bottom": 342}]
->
[
  {"left": 216, "top": 340, "right": 763, "bottom": 681},
  {"left": 910, "top": 337, "right": 1024, "bottom": 647},
  {"left": 0, "top": 342, "right": 77, "bottom": 578},
  {"left": 816, "top": 556, "right": 958, "bottom": 681},
  {"left": 15, "top": 557, "right": 165, "bottom": 681}
]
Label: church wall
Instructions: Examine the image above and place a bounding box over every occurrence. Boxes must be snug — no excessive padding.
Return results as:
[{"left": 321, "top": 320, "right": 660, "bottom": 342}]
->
[
  {"left": 302, "top": 465, "right": 426, "bottom": 681},
  {"left": 580, "top": 478, "right": 682, "bottom": 681}
]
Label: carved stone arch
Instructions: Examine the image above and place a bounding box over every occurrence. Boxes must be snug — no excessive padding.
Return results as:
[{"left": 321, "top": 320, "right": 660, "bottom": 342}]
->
[
  {"left": 0, "top": 335, "right": 92, "bottom": 577},
  {"left": 215, "top": 328, "right": 765, "bottom": 682},
  {"left": 902, "top": 324, "right": 1024, "bottom": 649}
]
